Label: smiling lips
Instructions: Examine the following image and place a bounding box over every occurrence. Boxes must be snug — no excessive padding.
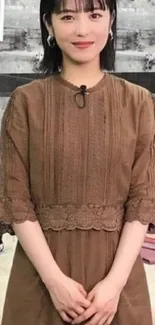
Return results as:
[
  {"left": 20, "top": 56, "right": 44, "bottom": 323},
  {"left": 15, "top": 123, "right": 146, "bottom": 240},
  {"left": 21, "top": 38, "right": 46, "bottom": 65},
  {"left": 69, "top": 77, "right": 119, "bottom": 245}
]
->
[{"left": 72, "top": 41, "right": 94, "bottom": 48}]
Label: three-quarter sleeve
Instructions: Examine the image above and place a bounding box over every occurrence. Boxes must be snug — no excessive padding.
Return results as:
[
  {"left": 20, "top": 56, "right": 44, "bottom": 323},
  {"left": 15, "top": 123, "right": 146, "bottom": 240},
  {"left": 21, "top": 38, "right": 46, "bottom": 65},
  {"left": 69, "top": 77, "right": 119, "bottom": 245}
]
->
[
  {"left": 0, "top": 88, "right": 37, "bottom": 226},
  {"left": 125, "top": 90, "right": 155, "bottom": 225}
]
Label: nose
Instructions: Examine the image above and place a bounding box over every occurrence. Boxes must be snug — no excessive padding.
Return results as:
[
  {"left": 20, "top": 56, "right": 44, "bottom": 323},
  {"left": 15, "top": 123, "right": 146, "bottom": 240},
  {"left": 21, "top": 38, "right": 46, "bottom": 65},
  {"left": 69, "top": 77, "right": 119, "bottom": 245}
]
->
[{"left": 75, "top": 15, "right": 89, "bottom": 37}]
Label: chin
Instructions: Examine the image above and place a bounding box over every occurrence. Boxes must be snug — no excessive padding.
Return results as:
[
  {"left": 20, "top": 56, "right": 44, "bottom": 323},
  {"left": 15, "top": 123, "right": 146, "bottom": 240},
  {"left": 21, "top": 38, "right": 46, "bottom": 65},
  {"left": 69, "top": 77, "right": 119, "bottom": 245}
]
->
[{"left": 70, "top": 54, "right": 98, "bottom": 65}]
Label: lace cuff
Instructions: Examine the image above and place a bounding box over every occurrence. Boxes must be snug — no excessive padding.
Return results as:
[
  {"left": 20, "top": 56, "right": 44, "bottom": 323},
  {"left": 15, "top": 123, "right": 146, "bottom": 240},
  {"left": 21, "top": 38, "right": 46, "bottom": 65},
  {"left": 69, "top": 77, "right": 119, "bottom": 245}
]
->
[
  {"left": 125, "top": 198, "right": 155, "bottom": 225},
  {"left": 0, "top": 197, "right": 37, "bottom": 225}
]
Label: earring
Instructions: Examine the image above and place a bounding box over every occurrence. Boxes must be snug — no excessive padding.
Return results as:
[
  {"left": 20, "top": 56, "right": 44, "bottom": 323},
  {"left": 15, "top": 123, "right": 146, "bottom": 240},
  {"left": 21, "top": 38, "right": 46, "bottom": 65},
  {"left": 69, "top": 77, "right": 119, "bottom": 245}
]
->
[
  {"left": 47, "top": 35, "right": 56, "bottom": 48},
  {"left": 109, "top": 29, "right": 113, "bottom": 41}
]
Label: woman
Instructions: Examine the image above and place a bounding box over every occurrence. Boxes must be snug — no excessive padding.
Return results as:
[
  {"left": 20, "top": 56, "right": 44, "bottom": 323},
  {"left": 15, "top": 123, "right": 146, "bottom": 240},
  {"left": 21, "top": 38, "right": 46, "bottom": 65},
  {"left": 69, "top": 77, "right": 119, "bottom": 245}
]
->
[{"left": 0, "top": 0, "right": 155, "bottom": 324}]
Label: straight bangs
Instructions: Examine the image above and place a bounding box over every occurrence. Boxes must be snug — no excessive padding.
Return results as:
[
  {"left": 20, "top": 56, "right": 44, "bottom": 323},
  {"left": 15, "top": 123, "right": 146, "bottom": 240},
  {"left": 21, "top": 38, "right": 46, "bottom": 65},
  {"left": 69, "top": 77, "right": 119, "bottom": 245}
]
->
[{"left": 47, "top": 0, "right": 114, "bottom": 15}]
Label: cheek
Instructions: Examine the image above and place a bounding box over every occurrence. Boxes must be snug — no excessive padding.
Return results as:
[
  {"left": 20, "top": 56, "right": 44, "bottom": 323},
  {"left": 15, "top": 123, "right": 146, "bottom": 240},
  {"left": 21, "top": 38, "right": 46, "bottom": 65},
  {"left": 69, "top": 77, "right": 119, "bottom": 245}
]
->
[
  {"left": 55, "top": 28, "right": 72, "bottom": 46},
  {"left": 95, "top": 28, "right": 109, "bottom": 47},
  {"left": 96, "top": 22, "right": 109, "bottom": 36}
]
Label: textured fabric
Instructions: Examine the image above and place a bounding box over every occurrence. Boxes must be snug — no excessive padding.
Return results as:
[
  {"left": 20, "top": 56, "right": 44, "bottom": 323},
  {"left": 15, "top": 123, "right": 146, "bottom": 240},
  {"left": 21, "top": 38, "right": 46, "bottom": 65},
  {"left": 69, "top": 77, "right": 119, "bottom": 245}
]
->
[
  {"left": 0, "top": 72, "right": 155, "bottom": 230},
  {"left": 1, "top": 230, "right": 153, "bottom": 325},
  {"left": 0, "top": 73, "right": 155, "bottom": 325}
]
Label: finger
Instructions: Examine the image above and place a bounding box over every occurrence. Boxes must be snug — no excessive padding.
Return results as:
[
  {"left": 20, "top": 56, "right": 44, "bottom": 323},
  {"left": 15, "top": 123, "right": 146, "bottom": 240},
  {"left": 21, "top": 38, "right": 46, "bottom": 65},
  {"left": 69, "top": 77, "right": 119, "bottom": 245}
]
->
[
  {"left": 73, "top": 305, "right": 85, "bottom": 315},
  {"left": 72, "top": 305, "right": 96, "bottom": 324},
  {"left": 85, "top": 313, "right": 102, "bottom": 325},
  {"left": 78, "top": 285, "right": 87, "bottom": 297},
  {"left": 104, "top": 314, "right": 115, "bottom": 325},
  {"left": 87, "top": 290, "right": 94, "bottom": 302},
  {"left": 98, "top": 314, "right": 112, "bottom": 325},
  {"left": 60, "top": 311, "right": 72, "bottom": 323},
  {"left": 78, "top": 296, "right": 91, "bottom": 309},
  {"left": 67, "top": 310, "right": 79, "bottom": 319}
]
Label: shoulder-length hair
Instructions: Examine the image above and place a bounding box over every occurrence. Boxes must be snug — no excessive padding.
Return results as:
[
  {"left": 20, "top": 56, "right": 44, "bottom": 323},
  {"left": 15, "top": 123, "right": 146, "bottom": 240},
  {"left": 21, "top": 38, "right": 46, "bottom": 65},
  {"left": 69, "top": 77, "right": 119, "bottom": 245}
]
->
[{"left": 39, "top": 0, "right": 117, "bottom": 75}]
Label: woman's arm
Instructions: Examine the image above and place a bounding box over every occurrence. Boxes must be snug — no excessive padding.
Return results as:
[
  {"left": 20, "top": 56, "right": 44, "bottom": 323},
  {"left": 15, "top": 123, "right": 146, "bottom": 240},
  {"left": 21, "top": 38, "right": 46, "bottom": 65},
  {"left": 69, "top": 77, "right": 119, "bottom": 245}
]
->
[
  {"left": 13, "top": 220, "right": 63, "bottom": 286},
  {"left": 108, "top": 90, "right": 155, "bottom": 289},
  {"left": 71, "top": 90, "right": 155, "bottom": 325},
  {"left": 107, "top": 221, "right": 148, "bottom": 289},
  {"left": 0, "top": 88, "right": 90, "bottom": 322},
  {"left": 0, "top": 88, "right": 63, "bottom": 284}
]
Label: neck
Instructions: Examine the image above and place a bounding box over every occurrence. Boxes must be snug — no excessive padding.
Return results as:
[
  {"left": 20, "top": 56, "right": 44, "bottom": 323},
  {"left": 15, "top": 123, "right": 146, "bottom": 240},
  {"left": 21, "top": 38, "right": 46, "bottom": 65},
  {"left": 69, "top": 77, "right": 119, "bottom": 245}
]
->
[{"left": 61, "top": 55, "right": 104, "bottom": 88}]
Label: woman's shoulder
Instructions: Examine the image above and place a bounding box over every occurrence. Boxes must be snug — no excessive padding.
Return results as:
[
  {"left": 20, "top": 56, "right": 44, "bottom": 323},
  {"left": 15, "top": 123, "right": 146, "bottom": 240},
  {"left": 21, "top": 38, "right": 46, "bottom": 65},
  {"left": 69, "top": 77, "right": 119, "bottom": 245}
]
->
[
  {"left": 7, "top": 75, "right": 56, "bottom": 115},
  {"left": 12, "top": 76, "right": 49, "bottom": 100},
  {"left": 4, "top": 77, "right": 53, "bottom": 125},
  {"left": 109, "top": 73, "right": 152, "bottom": 102},
  {"left": 108, "top": 74, "right": 155, "bottom": 121}
]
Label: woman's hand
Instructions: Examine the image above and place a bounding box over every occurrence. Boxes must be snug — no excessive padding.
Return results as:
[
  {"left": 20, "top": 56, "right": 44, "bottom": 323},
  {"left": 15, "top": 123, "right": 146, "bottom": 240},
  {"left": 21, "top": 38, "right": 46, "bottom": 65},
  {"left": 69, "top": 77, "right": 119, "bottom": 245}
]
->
[
  {"left": 72, "top": 276, "right": 122, "bottom": 325},
  {"left": 47, "top": 273, "right": 91, "bottom": 323}
]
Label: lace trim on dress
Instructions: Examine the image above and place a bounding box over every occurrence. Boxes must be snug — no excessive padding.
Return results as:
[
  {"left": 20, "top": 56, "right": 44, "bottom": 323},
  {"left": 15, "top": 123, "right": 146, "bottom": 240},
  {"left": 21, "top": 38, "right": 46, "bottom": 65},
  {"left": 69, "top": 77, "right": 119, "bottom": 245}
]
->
[
  {"left": 0, "top": 197, "right": 37, "bottom": 236},
  {"left": 35, "top": 203, "right": 125, "bottom": 231},
  {"left": 125, "top": 198, "right": 155, "bottom": 225},
  {"left": 0, "top": 197, "right": 37, "bottom": 223}
]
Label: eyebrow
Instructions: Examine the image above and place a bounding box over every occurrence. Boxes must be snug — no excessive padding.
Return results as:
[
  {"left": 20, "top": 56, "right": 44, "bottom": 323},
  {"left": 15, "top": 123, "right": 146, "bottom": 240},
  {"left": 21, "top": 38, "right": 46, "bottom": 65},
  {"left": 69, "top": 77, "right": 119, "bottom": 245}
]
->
[{"left": 58, "top": 7, "right": 102, "bottom": 13}]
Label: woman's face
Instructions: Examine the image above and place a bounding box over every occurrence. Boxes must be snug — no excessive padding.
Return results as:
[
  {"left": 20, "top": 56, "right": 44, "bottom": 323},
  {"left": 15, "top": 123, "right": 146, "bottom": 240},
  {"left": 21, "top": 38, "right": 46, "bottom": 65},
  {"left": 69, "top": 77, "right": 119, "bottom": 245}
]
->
[{"left": 45, "top": 0, "right": 113, "bottom": 65}]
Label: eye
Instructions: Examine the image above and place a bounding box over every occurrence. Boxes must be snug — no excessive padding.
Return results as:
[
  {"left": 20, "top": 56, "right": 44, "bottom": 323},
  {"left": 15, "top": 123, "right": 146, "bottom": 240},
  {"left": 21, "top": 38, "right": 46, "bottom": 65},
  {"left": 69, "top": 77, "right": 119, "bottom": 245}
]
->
[
  {"left": 61, "top": 15, "right": 74, "bottom": 21},
  {"left": 90, "top": 12, "right": 103, "bottom": 19}
]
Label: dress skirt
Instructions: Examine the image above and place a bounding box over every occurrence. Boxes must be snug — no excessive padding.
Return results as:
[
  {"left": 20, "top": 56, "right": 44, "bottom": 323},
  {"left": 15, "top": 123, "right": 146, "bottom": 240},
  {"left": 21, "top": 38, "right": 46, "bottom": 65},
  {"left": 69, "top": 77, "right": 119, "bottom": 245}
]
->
[{"left": 1, "top": 229, "right": 153, "bottom": 325}]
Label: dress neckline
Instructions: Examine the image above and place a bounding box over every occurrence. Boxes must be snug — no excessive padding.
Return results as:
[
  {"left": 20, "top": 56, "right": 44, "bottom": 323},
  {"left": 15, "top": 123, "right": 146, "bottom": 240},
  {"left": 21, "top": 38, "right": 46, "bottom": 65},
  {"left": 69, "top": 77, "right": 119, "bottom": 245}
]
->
[{"left": 54, "top": 71, "right": 109, "bottom": 93}]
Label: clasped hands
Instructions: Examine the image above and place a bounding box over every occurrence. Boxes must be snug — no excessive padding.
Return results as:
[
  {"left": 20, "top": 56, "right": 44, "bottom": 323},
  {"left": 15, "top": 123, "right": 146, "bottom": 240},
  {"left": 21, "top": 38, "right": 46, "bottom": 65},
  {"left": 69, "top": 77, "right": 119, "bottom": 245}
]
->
[
  {"left": 48, "top": 272, "right": 122, "bottom": 325},
  {"left": 71, "top": 277, "right": 121, "bottom": 325}
]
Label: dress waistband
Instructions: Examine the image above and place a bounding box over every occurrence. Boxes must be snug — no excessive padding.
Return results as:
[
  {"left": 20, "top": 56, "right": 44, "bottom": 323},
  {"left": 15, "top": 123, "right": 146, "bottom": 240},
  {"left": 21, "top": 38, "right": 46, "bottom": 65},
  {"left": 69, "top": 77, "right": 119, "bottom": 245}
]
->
[{"left": 35, "top": 203, "right": 125, "bottom": 231}]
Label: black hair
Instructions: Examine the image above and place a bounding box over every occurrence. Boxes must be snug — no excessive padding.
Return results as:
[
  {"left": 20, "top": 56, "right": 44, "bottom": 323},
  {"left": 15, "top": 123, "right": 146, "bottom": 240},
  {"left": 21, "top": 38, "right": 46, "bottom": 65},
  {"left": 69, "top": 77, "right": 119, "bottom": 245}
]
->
[{"left": 39, "top": 0, "right": 117, "bottom": 75}]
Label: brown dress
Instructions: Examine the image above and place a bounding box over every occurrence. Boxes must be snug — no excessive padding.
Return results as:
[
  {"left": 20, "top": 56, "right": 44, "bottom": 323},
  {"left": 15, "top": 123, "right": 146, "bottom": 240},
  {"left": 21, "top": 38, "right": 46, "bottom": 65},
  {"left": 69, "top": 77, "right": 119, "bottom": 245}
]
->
[{"left": 0, "top": 72, "right": 155, "bottom": 325}]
